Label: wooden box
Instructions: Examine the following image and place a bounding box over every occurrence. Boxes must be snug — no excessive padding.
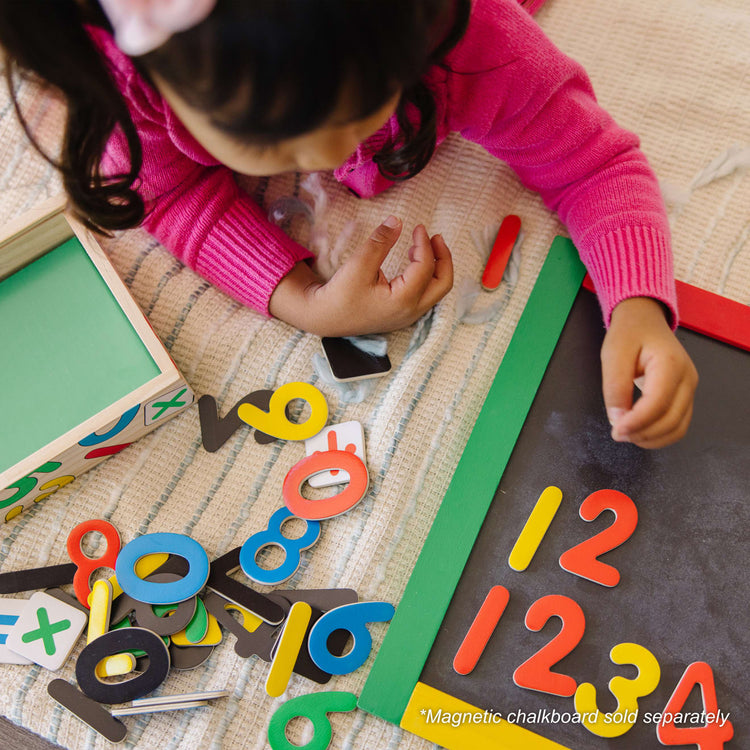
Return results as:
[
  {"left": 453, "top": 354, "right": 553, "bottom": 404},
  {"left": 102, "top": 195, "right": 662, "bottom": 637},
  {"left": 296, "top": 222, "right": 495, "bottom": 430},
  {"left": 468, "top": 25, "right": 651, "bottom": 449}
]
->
[{"left": 0, "top": 197, "right": 194, "bottom": 522}]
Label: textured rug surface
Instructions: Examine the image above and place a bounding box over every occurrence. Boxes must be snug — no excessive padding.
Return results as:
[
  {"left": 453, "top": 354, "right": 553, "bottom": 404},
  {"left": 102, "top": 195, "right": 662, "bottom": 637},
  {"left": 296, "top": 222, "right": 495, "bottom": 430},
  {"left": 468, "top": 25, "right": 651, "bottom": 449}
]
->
[{"left": 1, "top": 1, "right": 748, "bottom": 748}]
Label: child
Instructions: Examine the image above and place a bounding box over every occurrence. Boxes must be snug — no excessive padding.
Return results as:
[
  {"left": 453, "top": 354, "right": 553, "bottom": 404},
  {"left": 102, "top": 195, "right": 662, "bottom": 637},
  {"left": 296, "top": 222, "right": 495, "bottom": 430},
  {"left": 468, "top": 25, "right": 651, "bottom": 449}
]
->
[{"left": 0, "top": 0, "right": 697, "bottom": 448}]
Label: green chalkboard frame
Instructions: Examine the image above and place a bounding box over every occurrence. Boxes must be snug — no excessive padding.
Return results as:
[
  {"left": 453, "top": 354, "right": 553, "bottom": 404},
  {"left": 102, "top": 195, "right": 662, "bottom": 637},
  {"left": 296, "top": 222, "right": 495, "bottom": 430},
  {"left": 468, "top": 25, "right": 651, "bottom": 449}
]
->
[{"left": 359, "top": 237, "right": 586, "bottom": 724}]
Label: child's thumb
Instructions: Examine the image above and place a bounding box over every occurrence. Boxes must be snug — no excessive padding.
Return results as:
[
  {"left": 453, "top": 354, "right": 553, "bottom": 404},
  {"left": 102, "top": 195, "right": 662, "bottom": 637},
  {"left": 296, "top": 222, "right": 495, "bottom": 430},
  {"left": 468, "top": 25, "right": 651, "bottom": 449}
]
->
[
  {"left": 358, "top": 216, "right": 402, "bottom": 269},
  {"left": 601, "top": 345, "right": 637, "bottom": 435}
]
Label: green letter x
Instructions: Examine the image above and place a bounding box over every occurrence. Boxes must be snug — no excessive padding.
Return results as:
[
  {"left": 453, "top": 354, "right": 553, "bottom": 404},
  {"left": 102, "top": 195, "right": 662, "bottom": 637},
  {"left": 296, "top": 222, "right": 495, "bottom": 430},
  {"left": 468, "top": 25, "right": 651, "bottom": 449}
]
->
[
  {"left": 21, "top": 607, "right": 71, "bottom": 655},
  {"left": 150, "top": 388, "right": 188, "bottom": 420}
]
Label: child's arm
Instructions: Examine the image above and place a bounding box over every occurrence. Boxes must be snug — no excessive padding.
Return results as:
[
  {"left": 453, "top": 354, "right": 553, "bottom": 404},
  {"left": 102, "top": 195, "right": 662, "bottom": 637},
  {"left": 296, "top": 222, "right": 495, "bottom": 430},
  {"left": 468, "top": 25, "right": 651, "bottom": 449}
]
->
[
  {"left": 92, "top": 26, "right": 450, "bottom": 328},
  {"left": 269, "top": 219, "right": 453, "bottom": 336},
  {"left": 437, "top": 0, "right": 696, "bottom": 447}
]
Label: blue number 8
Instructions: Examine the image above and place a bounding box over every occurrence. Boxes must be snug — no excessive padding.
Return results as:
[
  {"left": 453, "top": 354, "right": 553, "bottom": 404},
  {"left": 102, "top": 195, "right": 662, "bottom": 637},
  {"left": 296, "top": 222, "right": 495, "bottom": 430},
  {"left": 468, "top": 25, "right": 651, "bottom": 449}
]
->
[{"left": 239, "top": 507, "right": 321, "bottom": 586}]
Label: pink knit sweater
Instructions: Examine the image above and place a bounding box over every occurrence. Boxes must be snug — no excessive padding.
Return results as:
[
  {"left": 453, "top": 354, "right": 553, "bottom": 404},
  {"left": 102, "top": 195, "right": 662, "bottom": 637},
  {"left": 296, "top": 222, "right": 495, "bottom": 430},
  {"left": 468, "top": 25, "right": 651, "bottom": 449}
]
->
[{"left": 92, "top": 0, "right": 676, "bottom": 326}]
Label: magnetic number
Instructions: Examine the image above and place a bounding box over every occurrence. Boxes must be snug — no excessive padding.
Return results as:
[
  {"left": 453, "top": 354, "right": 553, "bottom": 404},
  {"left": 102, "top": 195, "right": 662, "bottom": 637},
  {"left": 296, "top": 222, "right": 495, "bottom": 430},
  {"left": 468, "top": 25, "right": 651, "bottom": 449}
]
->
[
  {"left": 508, "top": 486, "right": 563, "bottom": 572},
  {"left": 115, "top": 533, "right": 210, "bottom": 604},
  {"left": 657, "top": 662, "right": 734, "bottom": 748},
  {"left": 1, "top": 461, "right": 62, "bottom": 509},
  {"left": 574, "top": 642, "right": 661, "bottom": 737},
  {"left": 236, "top": 382, "right": 328, "bottom": 441},
  {"left": 558, "top": 489, "right": 638, "bottom": 587},
  {"left": 76, "top": 627, "right": 170, "bottom": 704},
  {"left": 87, "top": 579, "right": 135, "bottom": 678},
  {"left": 267, "top": 691, "right": 358, "bottom": 750},
  {"left": 66, "top": 520, "right": 122, "bottom": 607},
  {"left": 307, "top": 601, "right": 395, "bottom": 675},
  {"left": 282, "top": 451, "right": 369, "bottom": 520},
  {"left": 239, "top": 508, "right": 320, "bottom": 586},
  {"left": 205, "top": 548, "right": 286, "bottom": 625},
  {"left": 453, "top": 585, "right": 510, "bottom": 676},
  {"left": 513, "top": 594, "right": 585, "bottom": 697}
]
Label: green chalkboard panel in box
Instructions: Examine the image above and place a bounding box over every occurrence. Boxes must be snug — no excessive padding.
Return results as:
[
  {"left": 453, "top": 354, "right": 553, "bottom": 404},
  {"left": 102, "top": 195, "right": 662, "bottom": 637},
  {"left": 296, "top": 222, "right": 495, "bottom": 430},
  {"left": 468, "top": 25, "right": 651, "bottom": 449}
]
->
[{"left": 0, "top": 196, "right": 194, "bottom": 521}]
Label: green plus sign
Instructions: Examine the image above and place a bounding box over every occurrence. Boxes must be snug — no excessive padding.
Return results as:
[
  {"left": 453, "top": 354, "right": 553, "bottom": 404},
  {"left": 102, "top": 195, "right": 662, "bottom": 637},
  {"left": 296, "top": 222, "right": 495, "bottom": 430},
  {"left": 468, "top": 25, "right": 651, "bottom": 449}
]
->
[
  {"left": 21, "top": 607, "right": 71, "bottom": 655},
  {"left": 150, "top": 388, "right": 188, "bottom": 420}
]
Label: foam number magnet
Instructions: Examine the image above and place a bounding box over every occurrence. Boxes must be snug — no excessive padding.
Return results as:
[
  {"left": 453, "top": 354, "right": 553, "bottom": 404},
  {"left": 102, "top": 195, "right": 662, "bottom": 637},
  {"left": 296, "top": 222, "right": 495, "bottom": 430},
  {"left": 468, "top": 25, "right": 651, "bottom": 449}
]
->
[
  {"left": 115, "top": 532, "right": 209, "bottom": 605},
  {"left": 265, "top": 601, "right": 313, "bottom": 697},
  {"left": 5, "top": 591, "right": 88, "bottom": 671},
  {"left": 239, "top": 508, "right": 321, "bottom": 586},
  {"left": 657, "top": 661, "right": 734, "bottom": 748},
  {"left": 236, "top": 382, "right": 328, "bottom": 441},
  {"left": 202, "top": 591, "right": 284, "bottom": 660},
  {"left": 268, "top": 691, "right": 358, "bottom": 750},
  {"left": 86, "top": 579, "right": 136, "bottom": 678},
  {"left": 48, "top": 679, "right": 128, "bottom": 743},
  {"left": 66, "top": 519, "right": 121, "bottom": 607},
  {"left": 512, "top": 594, "right": 585, "bottom": 697},
  {"left": 452, "top": 585, "right": 510, "bottom": 676},
  {"left": 205, "top": 547, "right": 286, "bottom": 624},
  {"left": 574, "top": 642, "right": 660, "bottom": 738},
  {"left": 76, "top": 627, "right": 170, "bottom": 704},
  {"left": 198, "top": 390, "right": 291, "bottom": 450},
  {"left": 308, "top": 601, "right": 395, "bottom": 675},
  {"left": 170, "top": 598, "right": 221, "bottom": 647},
  {"left": 283, "top": 451, "right": 369, "bottom": 521},
  {"left": 558, "top": 489, "right": 638, "bottom": 587}
]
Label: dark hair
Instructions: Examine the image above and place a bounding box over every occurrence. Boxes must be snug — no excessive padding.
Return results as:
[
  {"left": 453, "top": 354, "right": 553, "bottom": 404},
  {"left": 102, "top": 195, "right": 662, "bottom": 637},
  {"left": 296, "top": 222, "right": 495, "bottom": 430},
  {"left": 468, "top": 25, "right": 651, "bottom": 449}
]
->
[{"left": 0, "top": 0, "right": 470, "bottom": 233}]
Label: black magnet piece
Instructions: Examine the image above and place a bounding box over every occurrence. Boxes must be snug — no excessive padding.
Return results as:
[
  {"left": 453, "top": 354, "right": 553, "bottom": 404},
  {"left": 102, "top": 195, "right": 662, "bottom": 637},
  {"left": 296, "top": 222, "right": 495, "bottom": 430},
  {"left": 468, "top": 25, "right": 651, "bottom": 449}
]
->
[
  {"left": 76, "top": 628, "right": 170, "bottom": 704},
  {"left": 48, "top": 679, "right": 128, "bottom": 743},
  {"left": 206, "top": 547, "right": 285, "bottom": 624}
]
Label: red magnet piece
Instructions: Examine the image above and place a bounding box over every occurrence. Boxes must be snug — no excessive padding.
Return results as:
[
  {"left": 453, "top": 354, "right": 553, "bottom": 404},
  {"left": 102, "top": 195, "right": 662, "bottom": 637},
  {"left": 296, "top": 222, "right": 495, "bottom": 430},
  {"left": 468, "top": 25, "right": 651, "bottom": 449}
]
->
[{"left": 481, "top": 215, "right": 521, "bottom": 291}]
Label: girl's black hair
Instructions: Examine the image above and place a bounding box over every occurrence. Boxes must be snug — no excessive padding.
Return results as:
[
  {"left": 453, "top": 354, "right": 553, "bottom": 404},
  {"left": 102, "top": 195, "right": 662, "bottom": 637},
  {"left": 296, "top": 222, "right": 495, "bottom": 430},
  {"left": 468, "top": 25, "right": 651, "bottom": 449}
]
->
[
  {"left": 0, "top": 0, "right": 470, "bottom": 233},
  {"left": 0, "top": 1, "right": 144, "bottom": 231}
]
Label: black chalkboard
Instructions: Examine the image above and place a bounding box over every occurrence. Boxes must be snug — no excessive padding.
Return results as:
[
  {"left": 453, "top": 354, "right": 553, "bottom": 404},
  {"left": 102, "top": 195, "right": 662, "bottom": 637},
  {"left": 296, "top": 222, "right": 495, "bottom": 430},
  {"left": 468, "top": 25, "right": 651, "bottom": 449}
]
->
[
  {"left": 420, "top": 288, "right": 749, "bottom": 748},
  {"left": 359, "top": 238, "right": 750, "bottom": 750}
]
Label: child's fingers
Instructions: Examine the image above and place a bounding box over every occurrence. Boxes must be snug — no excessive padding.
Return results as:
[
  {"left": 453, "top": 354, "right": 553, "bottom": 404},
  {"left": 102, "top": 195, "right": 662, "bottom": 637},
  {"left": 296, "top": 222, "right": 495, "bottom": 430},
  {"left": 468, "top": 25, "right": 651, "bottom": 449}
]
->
[
  {"left": 353, "top": 215, "right": 404, "bottom": 276},
  {"left": 612, "top": 363, "right": 692, "bottom": 445},
  {"left": 396, "top": 227, "right": 453, "bottom": 307},
  {"left": 622, "top": 399, "right": 694, "bottom": 449},
  {"left": 413, "top": 231, "right": 454, "bottom": 308},
  {"left": 613, "top": 379, "right": 693, "bottom": 448},
  {"left": 430, "top": 233, "right": 454, "bottom": 290},
  {"left": 600, "top": 338, "right": 638, "bottom": 427}
]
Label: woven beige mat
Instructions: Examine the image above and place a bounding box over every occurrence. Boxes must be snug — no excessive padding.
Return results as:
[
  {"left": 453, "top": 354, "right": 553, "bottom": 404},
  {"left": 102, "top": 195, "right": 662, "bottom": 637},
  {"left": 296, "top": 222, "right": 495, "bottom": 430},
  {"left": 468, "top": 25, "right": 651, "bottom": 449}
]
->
[{"left": 1, "top": 1, "right": 748, "bottom": 748}]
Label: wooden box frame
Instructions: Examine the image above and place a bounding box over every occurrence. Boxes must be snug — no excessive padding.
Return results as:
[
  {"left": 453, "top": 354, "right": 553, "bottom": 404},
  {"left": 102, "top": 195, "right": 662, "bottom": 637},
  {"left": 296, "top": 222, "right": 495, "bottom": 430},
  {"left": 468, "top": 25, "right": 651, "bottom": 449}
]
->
[
  {"left": 358, "top": 237, "right": 750, "bottom": 749},
  {"left": 0, "top": 196, "right": 194, "bottom": 522}
]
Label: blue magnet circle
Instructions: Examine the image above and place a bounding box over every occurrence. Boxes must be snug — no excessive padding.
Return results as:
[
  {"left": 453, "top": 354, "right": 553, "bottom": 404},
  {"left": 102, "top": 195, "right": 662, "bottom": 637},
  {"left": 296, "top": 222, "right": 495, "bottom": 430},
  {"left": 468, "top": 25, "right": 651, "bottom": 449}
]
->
[{"left": 115, "top": 532, "right": 209, "bottom": 604}]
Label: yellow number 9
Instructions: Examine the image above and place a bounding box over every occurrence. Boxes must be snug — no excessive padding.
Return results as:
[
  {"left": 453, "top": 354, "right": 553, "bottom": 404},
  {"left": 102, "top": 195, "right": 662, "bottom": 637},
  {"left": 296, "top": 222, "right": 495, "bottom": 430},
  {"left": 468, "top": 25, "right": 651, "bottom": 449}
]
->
[
  {"left": 237, "top": 382, "right": 328, "bottom": 441},
  {"left": 574, "top": 642, "right": 660, "bottom": 738}
]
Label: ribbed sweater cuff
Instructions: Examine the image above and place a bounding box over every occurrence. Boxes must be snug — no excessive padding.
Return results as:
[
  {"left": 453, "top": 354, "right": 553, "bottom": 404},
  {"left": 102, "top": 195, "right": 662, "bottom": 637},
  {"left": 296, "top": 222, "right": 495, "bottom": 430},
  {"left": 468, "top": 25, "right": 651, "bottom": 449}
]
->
[
  {"left": 198, "top": 198, "right": 314, "bottom": 316},
  {"left": 583, "top": 226, "right": 678, "bottom": 329}
]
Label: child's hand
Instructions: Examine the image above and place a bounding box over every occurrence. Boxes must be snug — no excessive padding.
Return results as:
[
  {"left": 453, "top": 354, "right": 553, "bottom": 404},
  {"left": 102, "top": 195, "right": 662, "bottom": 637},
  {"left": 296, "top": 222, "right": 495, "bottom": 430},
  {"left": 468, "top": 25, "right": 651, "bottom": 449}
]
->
[
  {"left": 269, "top": 216, "right": 453, "bottom": 336},
  {"left": 600, "top": 297, "right": 698, "bottom": 448}
]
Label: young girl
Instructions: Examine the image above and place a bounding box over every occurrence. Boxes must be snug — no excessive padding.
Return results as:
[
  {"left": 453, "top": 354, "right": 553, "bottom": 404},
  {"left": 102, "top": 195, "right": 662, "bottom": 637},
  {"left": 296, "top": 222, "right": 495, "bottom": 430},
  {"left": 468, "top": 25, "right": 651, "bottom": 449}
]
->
[{"left": 0, "top": 0, "right": 696, "bottom": 449}]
